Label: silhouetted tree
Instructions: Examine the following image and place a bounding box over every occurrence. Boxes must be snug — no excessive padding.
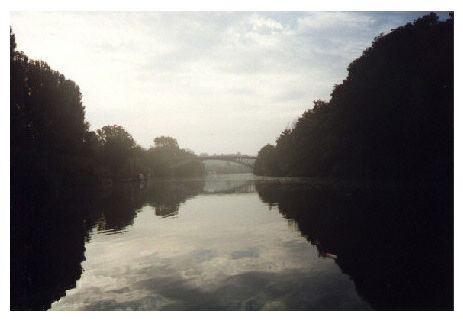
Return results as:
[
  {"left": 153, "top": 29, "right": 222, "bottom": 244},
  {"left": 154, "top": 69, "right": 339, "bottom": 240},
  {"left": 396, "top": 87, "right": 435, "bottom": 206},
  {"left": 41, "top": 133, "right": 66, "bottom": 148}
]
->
[
  {"left": 146, "top": 136, "right": 205, "bottom": 177},
  {"left": 254, "top": 13, "right": 453, "bottom": 182},
  {"left": 154, "top": 136, "right": 179, "bottom": 149},
  {"left": 95, "top": 125, "right": 137, "bottom": 179},
  {"left": 11, "top": 28, "right": 96, "bottom": 189},
  {"left": 253, "top": 144, "right": 280, "bottom": 176}
]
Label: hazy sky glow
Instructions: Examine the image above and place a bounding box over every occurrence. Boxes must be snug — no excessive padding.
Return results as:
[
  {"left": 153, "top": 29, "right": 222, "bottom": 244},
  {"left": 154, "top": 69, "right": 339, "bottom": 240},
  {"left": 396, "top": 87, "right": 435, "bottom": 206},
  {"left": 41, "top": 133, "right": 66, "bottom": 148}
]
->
[{"left": 10, "top": 11, "right": 449, "bottom": 155}]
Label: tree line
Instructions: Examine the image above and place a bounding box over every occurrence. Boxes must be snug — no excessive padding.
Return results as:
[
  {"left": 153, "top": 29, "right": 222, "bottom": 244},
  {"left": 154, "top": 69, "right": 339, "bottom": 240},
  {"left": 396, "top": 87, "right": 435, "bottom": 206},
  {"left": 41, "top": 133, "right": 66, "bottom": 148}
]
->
[
  {"left": 10, "top": 28, "right": 204, "bottom": 191},
  {"left": 254, "top": 13, "right": 453, "bottom": 183}
]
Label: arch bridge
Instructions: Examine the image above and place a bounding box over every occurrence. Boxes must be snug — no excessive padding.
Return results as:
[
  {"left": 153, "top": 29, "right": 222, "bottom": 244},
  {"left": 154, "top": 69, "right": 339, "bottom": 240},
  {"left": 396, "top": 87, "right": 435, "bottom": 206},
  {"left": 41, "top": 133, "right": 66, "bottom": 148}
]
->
[{"left": 199, "top": 155, "right": 257, "bottom": 168}]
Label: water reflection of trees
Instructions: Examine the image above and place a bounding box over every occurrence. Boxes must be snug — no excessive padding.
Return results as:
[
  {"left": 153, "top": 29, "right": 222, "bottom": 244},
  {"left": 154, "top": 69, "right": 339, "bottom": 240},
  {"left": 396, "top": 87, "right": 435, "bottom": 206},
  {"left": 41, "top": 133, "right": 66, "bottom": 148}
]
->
[
  {"left": 11, "top": 188, "right": 99, "bottom": 310},
  {"left": 96, "top": 179, "right": 205, "bottom": 227},
  {"left": 145, "top": 179, "right": 205, "bottom": 217},
  {"left": 95, "top": 182, "right": 149, "bottom": 232},
  {"left": 255, "top": 181, "right": 453, "bottom": 310},
  {"left": 11, "top": 178, "right": 205, "bottom": 310}
]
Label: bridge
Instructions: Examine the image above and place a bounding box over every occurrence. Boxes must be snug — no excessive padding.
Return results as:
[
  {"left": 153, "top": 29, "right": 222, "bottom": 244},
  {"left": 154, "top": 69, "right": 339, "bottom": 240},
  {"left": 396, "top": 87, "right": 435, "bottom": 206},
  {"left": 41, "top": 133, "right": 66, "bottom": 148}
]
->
[{"left": 199, "top": 155, "right": 257, "bottom": 168}]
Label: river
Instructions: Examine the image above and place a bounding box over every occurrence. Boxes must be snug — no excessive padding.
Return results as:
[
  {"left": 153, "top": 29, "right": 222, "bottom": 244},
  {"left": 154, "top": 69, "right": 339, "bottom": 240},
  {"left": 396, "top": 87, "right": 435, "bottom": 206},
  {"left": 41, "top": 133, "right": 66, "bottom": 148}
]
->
[{"left": 11, "top": 174, "right": 453, "bottom": 310}]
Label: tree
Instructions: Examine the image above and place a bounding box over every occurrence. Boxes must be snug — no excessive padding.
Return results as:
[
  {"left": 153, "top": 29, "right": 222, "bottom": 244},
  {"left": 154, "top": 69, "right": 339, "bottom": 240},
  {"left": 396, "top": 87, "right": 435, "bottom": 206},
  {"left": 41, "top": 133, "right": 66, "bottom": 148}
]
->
[
  {"left": 95, "top": 125, "right": 136, "bottom": 178},
  {"left": 146, "top": 136, "right": 205, "bottom": 177},
  {"left": 256, "top": 13, "right": 453, "bottom": 181},
  {"left": 253, "top": 144, "right": 280, "bottom": 176},
  {"left": 11, "top": 27, "right": 95, "bottom": 188},
  {"left": 153, "top": 136, "right": 179, "bottom": 149},
  {"left": 10, "top": 29, "right": 88, "bottom": 156}
]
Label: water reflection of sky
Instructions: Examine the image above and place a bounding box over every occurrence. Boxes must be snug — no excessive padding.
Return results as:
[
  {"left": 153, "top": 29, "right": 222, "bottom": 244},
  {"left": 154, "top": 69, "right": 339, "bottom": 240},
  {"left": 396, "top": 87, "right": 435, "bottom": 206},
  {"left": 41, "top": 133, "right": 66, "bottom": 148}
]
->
[{"left": 50, "top": 193, "right": 371, "bottom": 310}]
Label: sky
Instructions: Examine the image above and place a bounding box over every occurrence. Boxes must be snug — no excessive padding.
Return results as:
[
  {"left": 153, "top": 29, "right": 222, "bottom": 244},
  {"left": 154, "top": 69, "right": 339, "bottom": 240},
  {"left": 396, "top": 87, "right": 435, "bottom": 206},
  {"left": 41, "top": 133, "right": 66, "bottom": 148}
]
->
[{"left": 10, "top": 10, "right": 452, "bottom": 155}]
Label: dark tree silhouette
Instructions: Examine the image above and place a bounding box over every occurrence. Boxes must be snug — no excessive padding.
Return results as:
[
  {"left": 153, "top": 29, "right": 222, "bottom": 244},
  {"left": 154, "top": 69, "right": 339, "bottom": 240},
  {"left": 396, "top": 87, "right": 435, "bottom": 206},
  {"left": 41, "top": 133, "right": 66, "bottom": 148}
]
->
[
  {"left": 144, "top": 136, "right": 205, "bottom": 177},
  {"left": 254, "top": 13, "right": 453, "bottom": 183},
  {"left": 154, "top": 136, "right": 179, "bottom": 149},
  {"left": 253, "top": 144, "right": 280, "bottom": 176},
  {"left": 10, "top": 28, "right": 98, "bottom": 189},
  {"left": 94, "top": 125, "right": 137, "bottom": 179}
]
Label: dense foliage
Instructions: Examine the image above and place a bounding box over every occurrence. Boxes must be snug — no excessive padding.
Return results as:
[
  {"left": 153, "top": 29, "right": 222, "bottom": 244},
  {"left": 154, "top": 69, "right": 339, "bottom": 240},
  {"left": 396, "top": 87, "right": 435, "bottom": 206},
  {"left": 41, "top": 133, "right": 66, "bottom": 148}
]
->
[
  {"left": 11, "top": 28, "right": 97, "bottom": 190},
  {"left": 254, "top": 13, "right": 453, "bottom": 182},
  {"left": 11, "top": 28, "right": 204, "bottom": 191},
  {"left": 142, "top": 136, "right": 205, "bottom": 178}
]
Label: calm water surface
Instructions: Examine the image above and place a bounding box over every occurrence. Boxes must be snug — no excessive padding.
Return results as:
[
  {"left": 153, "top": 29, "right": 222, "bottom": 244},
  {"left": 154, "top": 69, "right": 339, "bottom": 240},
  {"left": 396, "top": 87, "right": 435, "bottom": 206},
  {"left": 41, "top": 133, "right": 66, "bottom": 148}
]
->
[
  {"left": 50, "top": 175, "right": 369, "bottom": 310},
  {"left": 11, "top": 174, "right": 453, "bottom": 310}
]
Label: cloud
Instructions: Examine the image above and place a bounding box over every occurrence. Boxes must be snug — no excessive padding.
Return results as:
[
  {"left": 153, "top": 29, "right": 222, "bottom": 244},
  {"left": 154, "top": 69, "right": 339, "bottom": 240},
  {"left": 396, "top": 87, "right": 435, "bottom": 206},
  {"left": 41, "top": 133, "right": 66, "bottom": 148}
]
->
[
  {"left": 297, "top": 11, "right": 375, "bottom": 31},
  {"left": 230, "top": 249, "right": 260, "bottom": 260},
  {"left": 10, "top": 11, "right": 437, "bottom": 154}
]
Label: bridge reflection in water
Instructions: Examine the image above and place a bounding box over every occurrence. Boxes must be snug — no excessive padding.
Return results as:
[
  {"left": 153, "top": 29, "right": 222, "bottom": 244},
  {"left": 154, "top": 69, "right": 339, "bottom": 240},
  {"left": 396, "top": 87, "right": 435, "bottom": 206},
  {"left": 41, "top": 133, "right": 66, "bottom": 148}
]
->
[{"left": 202, "top": 174, "right": 256, "bottom": 194}]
